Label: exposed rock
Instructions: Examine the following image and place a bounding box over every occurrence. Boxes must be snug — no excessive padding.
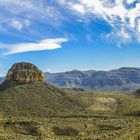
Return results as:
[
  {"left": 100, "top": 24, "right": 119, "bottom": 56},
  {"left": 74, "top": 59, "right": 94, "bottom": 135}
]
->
[{"left": 4, "top": 62, "right": 44, "bottom": 84}]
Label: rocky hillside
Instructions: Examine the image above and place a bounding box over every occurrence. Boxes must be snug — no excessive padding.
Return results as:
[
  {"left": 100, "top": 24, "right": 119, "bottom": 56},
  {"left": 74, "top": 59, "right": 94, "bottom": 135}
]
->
[
  {"left": 0, "top": 62, "right": 45, "bottom": 90},
  {"left": 45, "top": 68, "right": 140, "bottom": 92},
  {"left": 0, "top": 62, "right": 83, "bottom": 117},
  {"left": 0, "top": 82, "right": 84, "bottom": 117}
]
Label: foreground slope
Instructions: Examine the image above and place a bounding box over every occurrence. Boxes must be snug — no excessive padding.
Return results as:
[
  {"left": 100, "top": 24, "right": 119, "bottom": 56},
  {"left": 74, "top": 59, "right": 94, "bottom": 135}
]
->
[
  {"left": 0, "top": 87, "right": 140, "bottom": 140},
  {"left": 0, "top": 82, "right": 83, "bottom": 118}
]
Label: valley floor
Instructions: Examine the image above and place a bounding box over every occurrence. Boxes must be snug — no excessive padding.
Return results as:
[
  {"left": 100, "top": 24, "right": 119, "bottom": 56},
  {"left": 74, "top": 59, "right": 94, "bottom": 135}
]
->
[{"left": 0, "top": 90, "right": 140, "bottom": 140}]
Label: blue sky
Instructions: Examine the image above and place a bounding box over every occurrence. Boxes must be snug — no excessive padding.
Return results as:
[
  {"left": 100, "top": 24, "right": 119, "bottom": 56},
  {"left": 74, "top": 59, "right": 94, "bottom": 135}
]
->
[{"left": 0, "top": 0, "right": 140, "bottom": 76}]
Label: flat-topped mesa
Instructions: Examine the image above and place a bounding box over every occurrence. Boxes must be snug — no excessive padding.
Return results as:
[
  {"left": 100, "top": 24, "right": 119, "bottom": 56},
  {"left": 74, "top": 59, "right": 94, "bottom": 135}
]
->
[{"left": 5, "top": 62, "right": 44, "bottom": 84}]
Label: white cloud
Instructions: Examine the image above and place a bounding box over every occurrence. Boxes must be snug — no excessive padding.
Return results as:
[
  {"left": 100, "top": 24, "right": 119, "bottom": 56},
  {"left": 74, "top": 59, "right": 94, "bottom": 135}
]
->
[
  {"left": 0, "top": 0, "right": 65, "bottom": 31},
  {"left": 10, "top": 19, "right": 23, "bottom": 30},
  {"left": 58, "top": 0, "right": 140, "bottom": 43},
  {"left": 10, "top": 19, "right": 31, "bottom": 30},
  {"left": 105, "top": 28, "right": 132, "bottom": 47},
  {"left": 138, "top": 20, "right": 140, "bottom": 32},
  {"left": 119, "top": 29, "right": 131, "bottom": 41},
  {"left": 72, "top": 4, "right": 85, "bottom": 14},
  {"left": 2, "top": 38, "right": 68, "bottom": 55},
  {"left": 127, "top": 0, "right": 135, "bottom": 4}
]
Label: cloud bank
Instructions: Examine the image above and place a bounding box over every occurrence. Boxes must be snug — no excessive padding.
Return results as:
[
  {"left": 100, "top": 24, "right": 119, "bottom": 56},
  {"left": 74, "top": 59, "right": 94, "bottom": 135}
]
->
[
  {"left": 0, "top": 0, "right": 64, "bottom": 31},
  {"left": 0, "top": 0, "right": 140, "bottom": 48},
  {"left": 2, "top": 38, "right": 68, "bottom": 55},
  {"left": 58, "top": 0, "right": 140, "bottom": 43}
]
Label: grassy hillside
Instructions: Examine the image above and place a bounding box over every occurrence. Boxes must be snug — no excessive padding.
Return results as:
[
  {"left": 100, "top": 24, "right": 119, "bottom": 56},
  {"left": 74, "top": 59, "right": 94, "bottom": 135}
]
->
[
  {"left": 0, "top": 83, "right": 140, "bottom": 139},
  {"left": 0, "top": 82, "right": 84, "bottom": 118}
]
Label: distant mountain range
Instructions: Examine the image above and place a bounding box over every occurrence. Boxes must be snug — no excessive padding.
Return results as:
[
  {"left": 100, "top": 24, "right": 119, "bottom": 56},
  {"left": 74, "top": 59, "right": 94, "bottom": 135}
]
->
[
  {"left": 1, "top": 67, "right": 140, "bottom": 92},
  {"left": 0, "top": 77, "right": 3, "bottom": 84},
  {"left": 45, "top": 67, "right": 140, "bottom": 92}
]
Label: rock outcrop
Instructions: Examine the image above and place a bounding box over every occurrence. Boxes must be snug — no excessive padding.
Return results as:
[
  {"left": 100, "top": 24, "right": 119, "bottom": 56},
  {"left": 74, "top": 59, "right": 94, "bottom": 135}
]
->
[{"left": 4, "top": 62, "right": 44, "bottom": 84}]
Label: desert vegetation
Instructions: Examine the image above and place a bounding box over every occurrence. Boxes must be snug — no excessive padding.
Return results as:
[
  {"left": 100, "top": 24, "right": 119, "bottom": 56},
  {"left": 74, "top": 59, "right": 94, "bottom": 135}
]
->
[
  {"left": 0, "top": 87, "right": 140, "bottom": 140},
  {"left": 0, "top": 62, "right": 140, "bottom": 140}
]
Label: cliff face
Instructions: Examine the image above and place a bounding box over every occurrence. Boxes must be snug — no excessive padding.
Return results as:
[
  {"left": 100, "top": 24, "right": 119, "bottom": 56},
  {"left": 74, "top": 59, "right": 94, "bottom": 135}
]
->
[{"left": 5, "top": 62, "right": 44, "bottom": 84}]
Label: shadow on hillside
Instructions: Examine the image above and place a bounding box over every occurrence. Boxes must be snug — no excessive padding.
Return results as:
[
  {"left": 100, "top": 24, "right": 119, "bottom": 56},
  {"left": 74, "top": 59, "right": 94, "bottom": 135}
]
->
[
  {"left": 97, "top": 125, "right": 122, "bottom": 131},
  {"left": 125, "top": 111, "right": 140, "bottom": 117},
  {"left": 53, "top": 127, "right": 79, "bottom": 136},
  {"left": 4, "top": 121, "right": 41, "bottom": 136}
]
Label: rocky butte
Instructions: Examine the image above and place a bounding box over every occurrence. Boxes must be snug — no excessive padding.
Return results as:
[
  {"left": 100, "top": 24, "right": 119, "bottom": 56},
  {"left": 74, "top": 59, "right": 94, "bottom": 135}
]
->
[{"left": 2, "top": 62, "right": 44, "bottom": 87}]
